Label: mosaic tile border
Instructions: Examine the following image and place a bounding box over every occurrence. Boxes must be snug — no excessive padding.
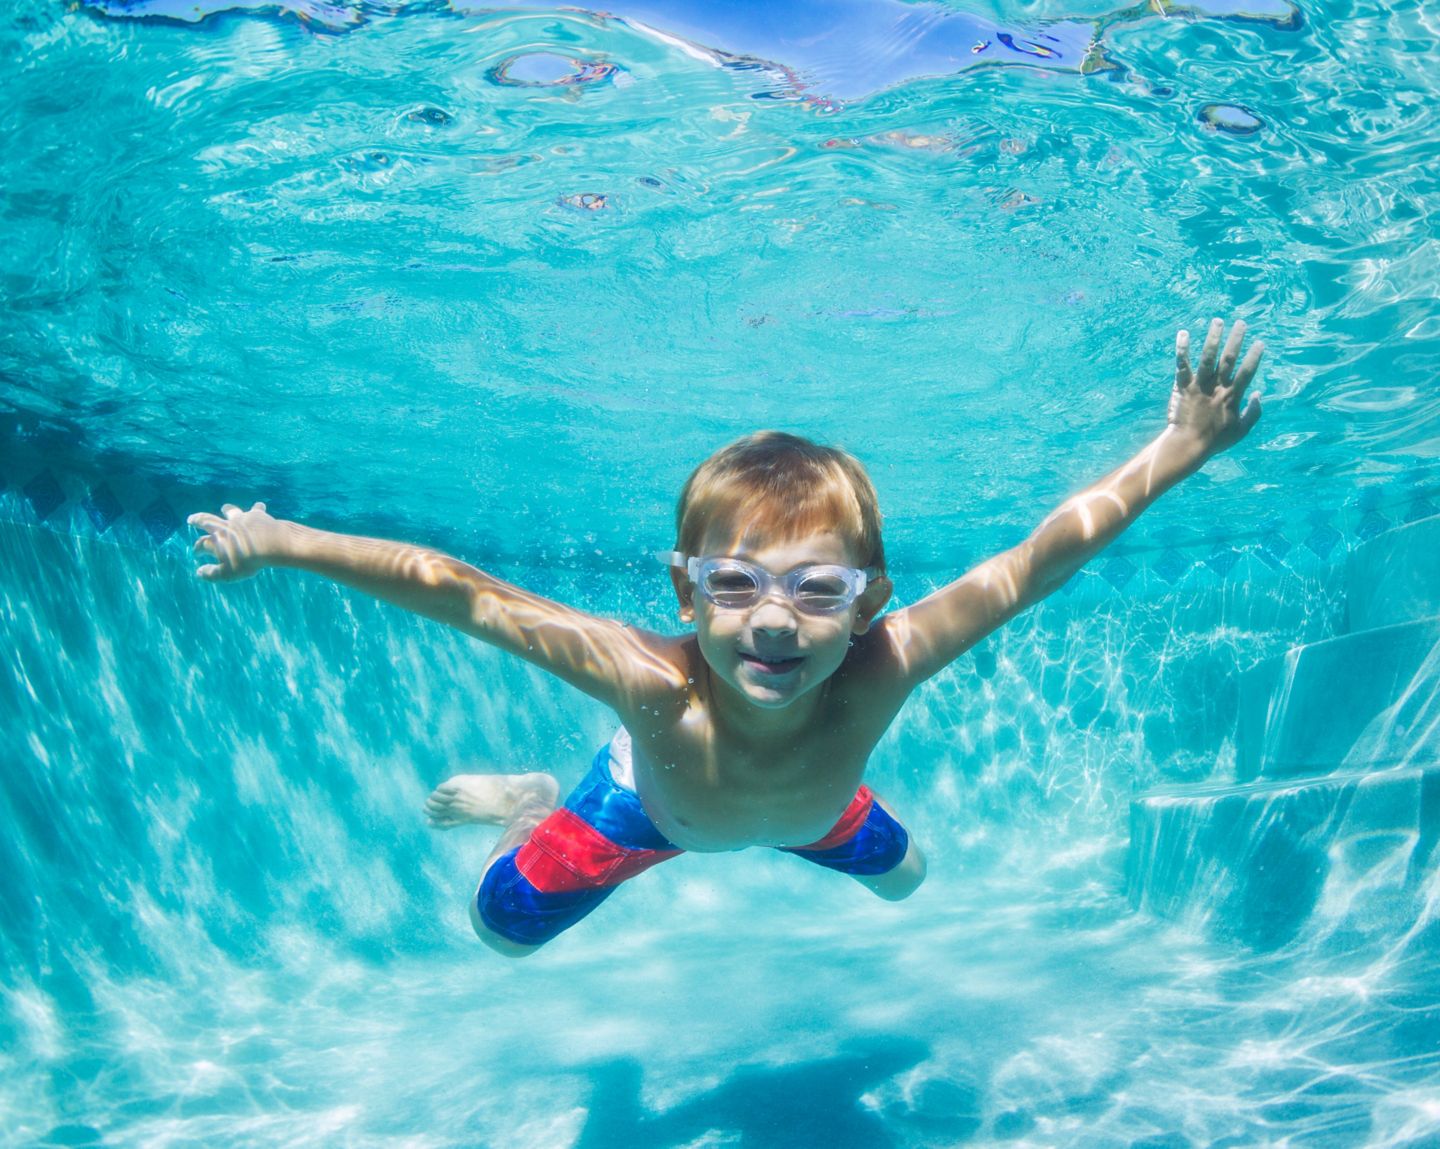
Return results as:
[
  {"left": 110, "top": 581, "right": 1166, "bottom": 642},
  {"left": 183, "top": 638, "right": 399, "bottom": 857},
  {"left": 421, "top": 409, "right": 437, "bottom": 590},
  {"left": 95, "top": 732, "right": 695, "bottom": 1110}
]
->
[
  {"left": 2, "top": 464, "right": 189, "bottom": 549},
  {"left": 1, "top": 452, "right": 1436, "bottom": 594}
]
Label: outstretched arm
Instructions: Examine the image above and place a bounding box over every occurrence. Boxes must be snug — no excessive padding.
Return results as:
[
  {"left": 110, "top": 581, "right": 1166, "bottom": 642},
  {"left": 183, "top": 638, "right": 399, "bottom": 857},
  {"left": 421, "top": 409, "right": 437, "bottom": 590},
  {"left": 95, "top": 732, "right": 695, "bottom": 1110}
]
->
[
  {"left": 879, "top": 317, "right": 1264, "bottom": 686},
  {"left": 186, "top": 503, "right": 685, "bottom": 707}
]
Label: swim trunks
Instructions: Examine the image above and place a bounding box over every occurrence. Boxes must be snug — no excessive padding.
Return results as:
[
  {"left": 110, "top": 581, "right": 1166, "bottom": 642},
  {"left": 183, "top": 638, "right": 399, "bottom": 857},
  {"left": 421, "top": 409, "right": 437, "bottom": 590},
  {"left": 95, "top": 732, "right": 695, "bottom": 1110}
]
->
[{"left": 476, "top": 732, "right": 911, "bottom": 947}]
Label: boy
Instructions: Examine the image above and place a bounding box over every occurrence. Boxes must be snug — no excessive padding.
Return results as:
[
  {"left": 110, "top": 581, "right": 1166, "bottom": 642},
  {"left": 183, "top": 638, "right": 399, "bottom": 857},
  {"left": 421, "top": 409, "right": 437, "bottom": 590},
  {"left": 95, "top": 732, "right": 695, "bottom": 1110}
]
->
[{"left": 189, "top": 318, "right": 1263, "bottom": 957}]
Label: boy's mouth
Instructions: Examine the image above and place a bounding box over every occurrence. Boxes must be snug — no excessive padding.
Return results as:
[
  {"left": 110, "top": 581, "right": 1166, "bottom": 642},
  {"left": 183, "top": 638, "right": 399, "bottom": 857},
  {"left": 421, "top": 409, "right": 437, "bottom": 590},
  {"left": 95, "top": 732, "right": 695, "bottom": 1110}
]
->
[{"left": 738, "top": 651, "right": 805, "bottom": 676}]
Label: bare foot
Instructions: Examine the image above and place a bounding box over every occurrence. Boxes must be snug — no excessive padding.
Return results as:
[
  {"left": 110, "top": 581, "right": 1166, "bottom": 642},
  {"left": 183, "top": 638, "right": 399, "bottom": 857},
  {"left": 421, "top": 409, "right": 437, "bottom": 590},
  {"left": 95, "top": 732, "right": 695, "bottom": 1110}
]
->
[{"left": 424, "top": 772, "right": 559, "bottom": 830}]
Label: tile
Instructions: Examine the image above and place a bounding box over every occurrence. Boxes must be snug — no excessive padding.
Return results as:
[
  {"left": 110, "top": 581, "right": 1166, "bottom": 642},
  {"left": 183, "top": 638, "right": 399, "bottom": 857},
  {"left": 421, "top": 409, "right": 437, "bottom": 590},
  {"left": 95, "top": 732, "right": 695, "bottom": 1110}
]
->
[
  {"left": 1205, "top": 547, "right": 1240, "bottom": 577},
  {"left": 1100, "top": 555, "right": 1136, "bottom": 590},
  {"left": 1153, "top": 549, "right": 1191, "bottom": 585},
  {"left": 22, "top": 471, "right": 66, "bottom": 522},
  {"left": 1303, "top": 523, "right": 1342, "bottom": 560},
  {"left": 84, "top": 484, "right": 124, "bottom": 534},
  {"left": 139, "top": 497, "right": 180, "bottom": 544}
]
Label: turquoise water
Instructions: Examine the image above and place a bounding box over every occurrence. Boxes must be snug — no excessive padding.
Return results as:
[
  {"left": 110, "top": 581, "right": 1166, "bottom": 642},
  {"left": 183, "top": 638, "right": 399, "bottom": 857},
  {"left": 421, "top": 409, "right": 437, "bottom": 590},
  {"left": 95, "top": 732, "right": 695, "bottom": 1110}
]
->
[{"left": 3, "top": 0, "right": 1439, "bottom": 1145}]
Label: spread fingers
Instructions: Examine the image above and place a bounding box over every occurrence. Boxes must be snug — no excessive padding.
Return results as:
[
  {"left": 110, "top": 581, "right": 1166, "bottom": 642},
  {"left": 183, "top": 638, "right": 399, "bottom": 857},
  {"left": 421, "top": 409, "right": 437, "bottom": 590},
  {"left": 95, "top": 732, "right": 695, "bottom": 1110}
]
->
[
  {"left": 1197, "top": 317, "right": 1225, "bottom": 388},
  {"left": 1231, "top": 340, "right": 1265, "bottom": 393},
  {"left": 1175, "top": 329, "right": 1194, "bottom": 390},
  {"left": 1216, "top": 320, "right": 1247, "bottom": 384}
]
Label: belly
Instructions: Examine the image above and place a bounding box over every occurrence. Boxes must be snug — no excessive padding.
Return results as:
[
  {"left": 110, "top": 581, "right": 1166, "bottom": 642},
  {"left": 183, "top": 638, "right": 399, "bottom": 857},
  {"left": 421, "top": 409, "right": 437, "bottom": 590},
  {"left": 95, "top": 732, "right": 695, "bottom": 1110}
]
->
[{"left": 635, "top": 762, "right": 863, "bottom": 852}]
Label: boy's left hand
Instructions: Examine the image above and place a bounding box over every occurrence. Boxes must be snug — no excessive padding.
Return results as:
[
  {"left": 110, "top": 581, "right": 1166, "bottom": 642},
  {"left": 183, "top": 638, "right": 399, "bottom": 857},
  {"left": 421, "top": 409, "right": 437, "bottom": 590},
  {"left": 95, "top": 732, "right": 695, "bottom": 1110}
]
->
[{"left": 1167, "top": 317, "right": 1264, "bottom": 459}]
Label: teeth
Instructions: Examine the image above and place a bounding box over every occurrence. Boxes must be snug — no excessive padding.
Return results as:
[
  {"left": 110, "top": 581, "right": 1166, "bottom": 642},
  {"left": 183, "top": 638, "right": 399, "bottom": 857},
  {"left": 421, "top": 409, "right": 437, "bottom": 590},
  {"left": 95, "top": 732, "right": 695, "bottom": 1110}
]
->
[{"left": 745, "top": 652, "right": 798, "bottom": 666}]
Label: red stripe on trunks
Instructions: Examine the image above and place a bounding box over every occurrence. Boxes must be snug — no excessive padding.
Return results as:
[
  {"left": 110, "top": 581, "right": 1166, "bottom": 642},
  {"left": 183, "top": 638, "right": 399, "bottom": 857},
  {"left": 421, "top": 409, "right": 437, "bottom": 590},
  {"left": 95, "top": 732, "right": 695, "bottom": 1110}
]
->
[
  {"left": 792, "top": 785, "right": 875, "bottom": 852},
  {"left": 516, "top": 807, "right": 681, "bottom": 894}
]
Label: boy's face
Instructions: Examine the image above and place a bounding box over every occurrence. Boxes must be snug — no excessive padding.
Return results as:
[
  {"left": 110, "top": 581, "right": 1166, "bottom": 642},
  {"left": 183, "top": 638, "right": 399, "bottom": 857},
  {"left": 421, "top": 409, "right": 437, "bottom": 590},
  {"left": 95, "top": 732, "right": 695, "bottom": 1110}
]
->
[{"left": 672, "top": 523, "right": 891, "bottom": 711}]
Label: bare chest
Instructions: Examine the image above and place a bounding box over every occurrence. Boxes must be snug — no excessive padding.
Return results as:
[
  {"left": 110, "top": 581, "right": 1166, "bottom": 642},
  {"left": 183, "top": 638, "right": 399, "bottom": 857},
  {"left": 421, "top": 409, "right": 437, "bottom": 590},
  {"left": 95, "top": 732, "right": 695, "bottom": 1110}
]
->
[{"left": 626, "top": 716, "right": 877, "bottom": 852}]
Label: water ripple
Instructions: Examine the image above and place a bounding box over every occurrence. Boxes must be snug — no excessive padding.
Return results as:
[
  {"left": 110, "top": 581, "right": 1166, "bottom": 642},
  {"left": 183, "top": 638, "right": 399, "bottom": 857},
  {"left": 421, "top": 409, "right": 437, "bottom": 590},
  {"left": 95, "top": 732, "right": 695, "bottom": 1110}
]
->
[{"left": 1, "top": 0, "right": 1436, "bottom": 561}]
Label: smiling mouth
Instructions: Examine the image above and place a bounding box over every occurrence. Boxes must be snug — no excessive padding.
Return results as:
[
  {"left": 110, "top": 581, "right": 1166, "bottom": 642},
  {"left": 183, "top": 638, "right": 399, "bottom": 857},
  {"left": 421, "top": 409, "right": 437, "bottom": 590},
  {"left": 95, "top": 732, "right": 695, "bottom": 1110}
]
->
[{"left": 739, "top": 651, "right": 805, "bottom": 675}]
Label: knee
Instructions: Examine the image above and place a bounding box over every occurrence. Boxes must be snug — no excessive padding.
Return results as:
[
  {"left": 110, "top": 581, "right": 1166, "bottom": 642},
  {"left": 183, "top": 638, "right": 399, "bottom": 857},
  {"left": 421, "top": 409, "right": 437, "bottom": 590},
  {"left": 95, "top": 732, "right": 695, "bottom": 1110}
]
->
[
  {"left": 469, "top": 894, "right": 545, "bottom": 958},
  {"left": 868, "top": 869, "right": 925, "bottom": 902},
  {"left": 863, "top": 843, "right": 927, "bottom": 902},
  {"left": 476, "top": 922, "right": 545, "bottom": 958}
]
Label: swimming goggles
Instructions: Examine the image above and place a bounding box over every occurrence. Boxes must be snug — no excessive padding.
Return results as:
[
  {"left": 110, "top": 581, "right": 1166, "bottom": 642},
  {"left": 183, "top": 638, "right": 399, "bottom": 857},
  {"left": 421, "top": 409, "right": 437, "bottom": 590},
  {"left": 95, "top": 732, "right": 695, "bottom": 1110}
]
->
[{"left": 657, "top": 551, "right": 878, "bottom": 615}]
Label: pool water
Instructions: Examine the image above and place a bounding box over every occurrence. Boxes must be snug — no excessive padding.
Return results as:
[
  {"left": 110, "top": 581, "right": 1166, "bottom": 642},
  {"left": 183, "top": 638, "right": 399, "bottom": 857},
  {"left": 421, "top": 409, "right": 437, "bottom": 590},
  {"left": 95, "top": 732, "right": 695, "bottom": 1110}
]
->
[{"left": 2, "top": 0, "right": 1438, "bottom": 1145}]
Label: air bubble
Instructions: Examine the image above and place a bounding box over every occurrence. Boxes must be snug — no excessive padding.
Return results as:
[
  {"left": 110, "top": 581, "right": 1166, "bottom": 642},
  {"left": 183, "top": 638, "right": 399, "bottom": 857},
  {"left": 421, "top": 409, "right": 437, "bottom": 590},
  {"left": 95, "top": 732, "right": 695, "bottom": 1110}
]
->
[
  {"left": 1197, "top": 104, "right": 1264, "bottom": 136},
  {"left": 487, "top": 53, "right": 621, "bottom": 88},
  {"left": 405, "top": 106, "right": 453, "bottom": 126}
]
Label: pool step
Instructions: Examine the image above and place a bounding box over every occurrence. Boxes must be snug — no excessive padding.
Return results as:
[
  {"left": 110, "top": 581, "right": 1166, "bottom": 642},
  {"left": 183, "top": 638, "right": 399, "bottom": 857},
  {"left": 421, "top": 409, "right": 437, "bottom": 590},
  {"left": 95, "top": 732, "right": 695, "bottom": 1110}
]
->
[
  {"left": 1127, "top": 765, "right": 1440, "bottom": 950},
  {"left": 1346, "top": 513, "right": 1440, "bottom": 631},
  {"left": 1234, "top": 615, "right": 1440, "bottom": 782},
  {"left": 1131, "top": 514, "right": 1440, "bottom": 943}
]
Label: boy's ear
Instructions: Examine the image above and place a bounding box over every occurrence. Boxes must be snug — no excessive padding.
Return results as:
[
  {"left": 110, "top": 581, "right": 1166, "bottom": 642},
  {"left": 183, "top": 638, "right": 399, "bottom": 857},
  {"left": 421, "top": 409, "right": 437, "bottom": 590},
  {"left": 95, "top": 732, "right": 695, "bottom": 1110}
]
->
[
  {"left": 670, "top": 567, "right": 695, "bottom": 623},
  {"left": 850, "top": 575, "right": 893, "bottom": 635}
]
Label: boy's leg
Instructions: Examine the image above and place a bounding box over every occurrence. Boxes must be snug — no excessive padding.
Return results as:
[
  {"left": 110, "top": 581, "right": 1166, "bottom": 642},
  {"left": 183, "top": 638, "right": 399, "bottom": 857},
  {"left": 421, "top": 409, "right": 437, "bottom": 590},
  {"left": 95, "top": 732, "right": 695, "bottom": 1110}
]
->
[
  {"left": 425, "top": 772, "right": 560, "bottom": 957},
  {"left": 426, "top": 754, "right": 682, "bottom": 956},
  {"left": 852, "top": 796, "right": 927, "bottom": 901},
  {"left": 779, "top": 788, "right": 927, "bottom": 902}
]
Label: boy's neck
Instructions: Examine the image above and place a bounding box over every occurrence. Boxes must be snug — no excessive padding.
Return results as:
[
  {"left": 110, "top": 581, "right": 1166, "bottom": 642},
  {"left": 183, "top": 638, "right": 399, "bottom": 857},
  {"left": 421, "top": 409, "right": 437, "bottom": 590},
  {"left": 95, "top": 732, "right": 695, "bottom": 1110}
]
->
[{"left": 705, "top": 662, "right": 828, "bottom": 744}]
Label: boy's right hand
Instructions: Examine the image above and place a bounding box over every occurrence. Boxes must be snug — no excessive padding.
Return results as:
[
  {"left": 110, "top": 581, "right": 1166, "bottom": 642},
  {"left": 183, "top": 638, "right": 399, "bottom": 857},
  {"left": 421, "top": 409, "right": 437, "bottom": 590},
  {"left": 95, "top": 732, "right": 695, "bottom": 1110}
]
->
[{"left": 187, "top": 502, "right": 287, "bottom": 581}]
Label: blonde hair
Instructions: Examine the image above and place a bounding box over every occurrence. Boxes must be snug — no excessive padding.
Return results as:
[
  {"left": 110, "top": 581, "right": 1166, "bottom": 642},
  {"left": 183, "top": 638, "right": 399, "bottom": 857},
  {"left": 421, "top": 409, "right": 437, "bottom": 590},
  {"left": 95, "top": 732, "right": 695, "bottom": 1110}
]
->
[{"left": 675, "top": 431, "right": 886, "bottom": 573}]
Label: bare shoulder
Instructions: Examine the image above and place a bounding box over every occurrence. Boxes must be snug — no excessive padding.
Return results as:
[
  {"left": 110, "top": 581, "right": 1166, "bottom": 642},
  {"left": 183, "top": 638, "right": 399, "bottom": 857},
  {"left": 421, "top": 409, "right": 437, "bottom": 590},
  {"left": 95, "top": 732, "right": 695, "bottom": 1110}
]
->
[
  {"left": 605, "top": 626, "right": 698, "bottom": 708},
  {"left": 828, "top": 619, "right": 915, "bottom": 721},
  {"left": 848, "top": 561, "right": 1024, "bottom": 690}
]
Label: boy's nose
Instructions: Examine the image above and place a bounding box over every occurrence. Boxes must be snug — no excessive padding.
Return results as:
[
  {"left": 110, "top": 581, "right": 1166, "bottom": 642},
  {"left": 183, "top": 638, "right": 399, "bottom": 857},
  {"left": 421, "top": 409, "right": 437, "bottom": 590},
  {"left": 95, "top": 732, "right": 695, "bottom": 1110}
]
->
[{"left": 749, "top": 596, "right": 798, "bottom": 633}]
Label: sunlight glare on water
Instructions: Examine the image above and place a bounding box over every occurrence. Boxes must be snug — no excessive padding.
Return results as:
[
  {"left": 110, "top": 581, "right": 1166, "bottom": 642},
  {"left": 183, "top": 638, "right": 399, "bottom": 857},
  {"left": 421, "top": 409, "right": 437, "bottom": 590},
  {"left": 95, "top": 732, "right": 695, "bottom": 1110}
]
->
[{"left": 3, "top": 0, "right": 1436, "bottom": 563}]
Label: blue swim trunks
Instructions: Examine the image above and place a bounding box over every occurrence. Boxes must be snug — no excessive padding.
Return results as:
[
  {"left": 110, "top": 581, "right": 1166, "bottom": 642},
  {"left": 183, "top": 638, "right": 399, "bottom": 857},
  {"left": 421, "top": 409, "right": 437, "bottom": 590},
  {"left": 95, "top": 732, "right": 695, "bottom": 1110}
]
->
[{"left": 476, "top": 740, "right": 910, "bottom": 947}]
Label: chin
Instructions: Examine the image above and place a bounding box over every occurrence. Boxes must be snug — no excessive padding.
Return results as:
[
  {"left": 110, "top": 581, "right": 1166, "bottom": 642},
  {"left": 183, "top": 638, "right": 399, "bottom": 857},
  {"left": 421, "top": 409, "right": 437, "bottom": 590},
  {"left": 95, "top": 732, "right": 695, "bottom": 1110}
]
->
[
  {"left": 742, "top": 685, "right": 803, "bottom": 709},
  {"left": 733, "top": 667, "right": 815, "bottom": 708}
]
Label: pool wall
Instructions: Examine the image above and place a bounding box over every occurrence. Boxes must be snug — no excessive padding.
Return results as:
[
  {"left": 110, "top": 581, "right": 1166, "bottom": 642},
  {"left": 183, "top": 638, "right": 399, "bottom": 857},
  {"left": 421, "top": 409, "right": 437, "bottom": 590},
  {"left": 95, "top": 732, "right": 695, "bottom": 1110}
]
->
[
  {"left": 7, "top": 454, "right": 1429, "bottom": 975},
  {"left": 5, "top": 458, "right": 1440, "bottom": 1146}
]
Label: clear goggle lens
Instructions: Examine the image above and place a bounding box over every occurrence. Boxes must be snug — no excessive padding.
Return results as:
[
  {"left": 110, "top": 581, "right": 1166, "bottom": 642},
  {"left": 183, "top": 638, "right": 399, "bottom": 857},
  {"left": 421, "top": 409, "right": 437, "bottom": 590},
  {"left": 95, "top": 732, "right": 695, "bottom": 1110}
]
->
[{"left": 657, "top": 553, "right": 874, "bottom": 615}]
